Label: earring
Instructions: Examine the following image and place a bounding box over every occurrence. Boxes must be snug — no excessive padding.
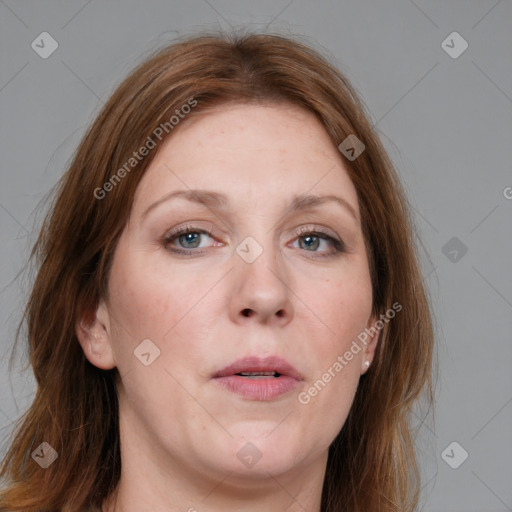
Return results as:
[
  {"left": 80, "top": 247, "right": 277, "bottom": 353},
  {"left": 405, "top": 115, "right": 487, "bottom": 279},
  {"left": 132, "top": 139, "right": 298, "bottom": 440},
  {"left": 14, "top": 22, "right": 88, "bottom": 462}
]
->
[{"left": 363, "top": 360, "right": 370, "bottom": 368}]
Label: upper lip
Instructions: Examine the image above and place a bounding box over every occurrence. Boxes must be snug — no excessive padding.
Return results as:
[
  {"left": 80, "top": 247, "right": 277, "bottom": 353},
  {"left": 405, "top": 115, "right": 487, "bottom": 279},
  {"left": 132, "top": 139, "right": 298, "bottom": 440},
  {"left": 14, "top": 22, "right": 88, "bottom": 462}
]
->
[{"left": 213, "top": 355, "right": 303, "bottom": 381}]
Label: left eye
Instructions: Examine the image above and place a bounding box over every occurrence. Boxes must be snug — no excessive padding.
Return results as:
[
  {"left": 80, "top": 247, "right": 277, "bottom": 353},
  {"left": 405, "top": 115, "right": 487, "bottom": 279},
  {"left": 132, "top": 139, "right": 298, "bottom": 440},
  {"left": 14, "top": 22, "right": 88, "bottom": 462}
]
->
[{"left": 291, "top": 230, "right": 344, "bottom": 256}]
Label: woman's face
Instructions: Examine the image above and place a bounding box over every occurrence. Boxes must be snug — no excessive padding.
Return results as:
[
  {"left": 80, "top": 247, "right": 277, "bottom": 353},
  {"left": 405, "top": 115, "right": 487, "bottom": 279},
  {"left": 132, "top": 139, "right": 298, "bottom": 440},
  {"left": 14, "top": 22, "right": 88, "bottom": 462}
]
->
[{"left": 89, "top": 103, "right": 378, "bottom": 484}]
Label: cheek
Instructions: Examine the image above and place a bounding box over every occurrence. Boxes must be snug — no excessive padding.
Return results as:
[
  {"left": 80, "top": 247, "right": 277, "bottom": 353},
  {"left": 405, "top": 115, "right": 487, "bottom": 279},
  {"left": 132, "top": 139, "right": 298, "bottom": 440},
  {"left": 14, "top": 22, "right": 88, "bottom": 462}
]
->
[
  {"left": 105, "top": 250, "right": 221, "bottom": 423},
  {"left": 294, "top": 338, "right": 362, "bottom": 457},
  {"left": 297, "top": 261, "right": 371, "bottom": 405},
  {"left": 106, "top": 247, "right": 226, "bottom": 375},
  {"left": 313, "top": 262, "right": 373, "bottom": 346},
  {"left": 108, "top": 246, "right": 196, "bottom": 333}
]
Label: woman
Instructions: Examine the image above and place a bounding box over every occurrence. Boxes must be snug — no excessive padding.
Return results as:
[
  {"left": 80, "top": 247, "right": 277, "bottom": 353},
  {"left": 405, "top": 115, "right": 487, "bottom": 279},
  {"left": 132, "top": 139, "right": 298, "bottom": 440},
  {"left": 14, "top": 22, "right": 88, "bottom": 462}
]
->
[{"left": 0, "top": 31, "right": 434, "bottom": 512}]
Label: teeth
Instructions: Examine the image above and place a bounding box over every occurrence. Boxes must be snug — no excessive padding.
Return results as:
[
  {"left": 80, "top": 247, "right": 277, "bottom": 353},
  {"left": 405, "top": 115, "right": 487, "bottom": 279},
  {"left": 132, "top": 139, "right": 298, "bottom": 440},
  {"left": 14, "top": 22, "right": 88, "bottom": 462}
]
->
[{"left": 237, "top": 371, "right": 278, "bottom": 377}]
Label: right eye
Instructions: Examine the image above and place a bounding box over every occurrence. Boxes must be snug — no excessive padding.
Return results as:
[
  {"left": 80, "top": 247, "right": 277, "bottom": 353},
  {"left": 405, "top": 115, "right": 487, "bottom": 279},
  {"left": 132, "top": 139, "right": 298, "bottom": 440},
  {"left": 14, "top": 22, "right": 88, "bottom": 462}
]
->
[{"left": 163, "top": 224, "right": 219, "bottom": 255}]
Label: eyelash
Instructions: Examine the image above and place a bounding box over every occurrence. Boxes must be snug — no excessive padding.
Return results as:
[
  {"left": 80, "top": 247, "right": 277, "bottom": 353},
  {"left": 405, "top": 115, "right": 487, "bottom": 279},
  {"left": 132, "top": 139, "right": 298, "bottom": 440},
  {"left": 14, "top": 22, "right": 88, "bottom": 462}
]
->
[{"left": 163, "top": 224, "right": 345, "bottom": 258}]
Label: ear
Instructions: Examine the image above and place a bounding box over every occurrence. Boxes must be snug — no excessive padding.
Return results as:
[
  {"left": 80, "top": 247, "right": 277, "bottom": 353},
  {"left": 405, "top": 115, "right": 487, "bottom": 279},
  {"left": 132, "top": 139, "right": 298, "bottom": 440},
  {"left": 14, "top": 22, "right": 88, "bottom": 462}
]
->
[
  {"left": 360, "top": 312, "right": 381, "bottom": 375},
  {"left": 76, "top": 298, "right": 116, "bottom": 370}
]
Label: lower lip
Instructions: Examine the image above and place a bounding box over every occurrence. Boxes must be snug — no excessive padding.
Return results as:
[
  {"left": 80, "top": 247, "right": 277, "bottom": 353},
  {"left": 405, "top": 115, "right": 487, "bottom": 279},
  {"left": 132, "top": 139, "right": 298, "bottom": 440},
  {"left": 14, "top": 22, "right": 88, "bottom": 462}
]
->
[{"left": 214, "top": 375, "right": 300, "bottom": 401}]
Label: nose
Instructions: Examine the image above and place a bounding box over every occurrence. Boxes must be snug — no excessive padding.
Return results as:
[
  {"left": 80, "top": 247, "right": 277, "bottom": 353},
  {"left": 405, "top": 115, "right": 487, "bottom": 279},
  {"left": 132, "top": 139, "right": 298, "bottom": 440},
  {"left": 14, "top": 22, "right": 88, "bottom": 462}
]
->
[{"left": 228, "top": 237, "right": 294, "bottom": 326}]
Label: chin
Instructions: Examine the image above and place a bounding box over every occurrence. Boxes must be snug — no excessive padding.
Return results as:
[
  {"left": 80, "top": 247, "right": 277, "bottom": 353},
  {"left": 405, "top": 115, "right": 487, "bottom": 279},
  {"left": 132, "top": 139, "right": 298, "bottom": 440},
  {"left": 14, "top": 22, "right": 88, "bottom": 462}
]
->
[
  {"left": 226, "top": 454, "right": 303, "bottom": 482},
  {"left": 229, "top": 436, "right": 306, "bottom": 475}
]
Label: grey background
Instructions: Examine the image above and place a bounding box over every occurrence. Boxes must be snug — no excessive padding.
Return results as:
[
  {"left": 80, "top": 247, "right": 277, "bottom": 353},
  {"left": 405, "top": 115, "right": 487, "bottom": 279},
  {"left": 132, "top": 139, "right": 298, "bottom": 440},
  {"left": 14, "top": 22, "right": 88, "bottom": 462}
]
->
[{"left": 0, "top": 1, "right": 511, "bottom": 510}]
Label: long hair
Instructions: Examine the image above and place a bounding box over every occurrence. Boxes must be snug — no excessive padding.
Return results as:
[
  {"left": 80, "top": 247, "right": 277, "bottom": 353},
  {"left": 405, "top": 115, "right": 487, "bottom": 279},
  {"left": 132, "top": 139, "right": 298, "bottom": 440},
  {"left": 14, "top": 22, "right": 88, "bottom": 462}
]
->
[{"left": 0, "top": 31, "right": 434, "bottom": 512}]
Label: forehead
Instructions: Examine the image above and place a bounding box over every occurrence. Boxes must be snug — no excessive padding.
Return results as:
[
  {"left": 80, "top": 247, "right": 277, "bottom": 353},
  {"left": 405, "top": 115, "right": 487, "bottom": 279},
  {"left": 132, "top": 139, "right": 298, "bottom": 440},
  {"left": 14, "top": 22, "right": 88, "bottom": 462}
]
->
[{"left": 132, "top": 103, "right": 359, "bottom": 217}]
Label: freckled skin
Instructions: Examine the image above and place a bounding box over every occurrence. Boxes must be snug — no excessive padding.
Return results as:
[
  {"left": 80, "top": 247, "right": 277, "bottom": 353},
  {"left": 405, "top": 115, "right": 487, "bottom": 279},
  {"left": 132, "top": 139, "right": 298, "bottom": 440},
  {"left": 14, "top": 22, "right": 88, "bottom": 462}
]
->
[{"left": 79, "top": 103, "right": 379, "bottom": 512}]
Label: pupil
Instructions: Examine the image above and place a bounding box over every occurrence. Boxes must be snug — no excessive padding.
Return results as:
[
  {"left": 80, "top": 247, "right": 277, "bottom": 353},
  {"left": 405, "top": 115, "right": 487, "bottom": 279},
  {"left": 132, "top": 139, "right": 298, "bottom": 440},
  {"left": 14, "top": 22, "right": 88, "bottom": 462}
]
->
[
  {"left": 180, "top": 233, "right": 200, "bottom": 248},
  {"left": 301, "top": 235, "right": 319, "bottom": 251}
]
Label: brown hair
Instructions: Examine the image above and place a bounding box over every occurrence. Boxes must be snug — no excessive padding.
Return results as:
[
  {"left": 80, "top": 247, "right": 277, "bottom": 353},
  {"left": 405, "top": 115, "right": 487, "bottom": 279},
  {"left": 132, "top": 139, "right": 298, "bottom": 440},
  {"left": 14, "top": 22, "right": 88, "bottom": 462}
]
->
[{"left": 0, "top": 31, "right": 435, "bottom": 511}]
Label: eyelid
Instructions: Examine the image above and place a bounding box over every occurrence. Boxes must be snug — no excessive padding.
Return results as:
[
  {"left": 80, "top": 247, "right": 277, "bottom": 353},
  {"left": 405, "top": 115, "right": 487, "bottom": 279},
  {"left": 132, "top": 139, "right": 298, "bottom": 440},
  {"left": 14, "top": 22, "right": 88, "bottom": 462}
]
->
[
  {"left": 292, "top": 224, "right": 339, "bottom": 239},
  {"left": 164, "top": 222, "right": 216, "bottom": 239}
]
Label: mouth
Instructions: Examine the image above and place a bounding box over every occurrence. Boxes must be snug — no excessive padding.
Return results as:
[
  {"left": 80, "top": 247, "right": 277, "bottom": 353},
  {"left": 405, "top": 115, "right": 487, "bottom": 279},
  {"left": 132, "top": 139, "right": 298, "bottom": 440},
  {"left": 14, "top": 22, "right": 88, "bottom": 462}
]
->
[
  {"left": 212, "top": 356, "right": 303, "bottom": 401},
  {"left": 212, "top": 355, "right": 303, "bottom": 381},
  {"left": 235, "top": 371, "right": 282, "bottom": 379}
]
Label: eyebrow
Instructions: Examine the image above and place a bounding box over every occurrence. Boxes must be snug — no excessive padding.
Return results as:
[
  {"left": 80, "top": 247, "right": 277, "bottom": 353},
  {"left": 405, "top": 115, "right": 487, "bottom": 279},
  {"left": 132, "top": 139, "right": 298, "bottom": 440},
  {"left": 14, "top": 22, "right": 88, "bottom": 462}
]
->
[{"left": 142, "top": 189, "right": 359, "bottom": 222}]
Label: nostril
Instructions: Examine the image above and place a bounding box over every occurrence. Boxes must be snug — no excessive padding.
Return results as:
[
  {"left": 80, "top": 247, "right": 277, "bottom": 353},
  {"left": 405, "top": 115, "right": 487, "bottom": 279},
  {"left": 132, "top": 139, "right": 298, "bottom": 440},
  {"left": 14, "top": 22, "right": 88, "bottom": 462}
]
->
[{"left": 242, "top": 309, "right": 252, "bottom": 317}]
